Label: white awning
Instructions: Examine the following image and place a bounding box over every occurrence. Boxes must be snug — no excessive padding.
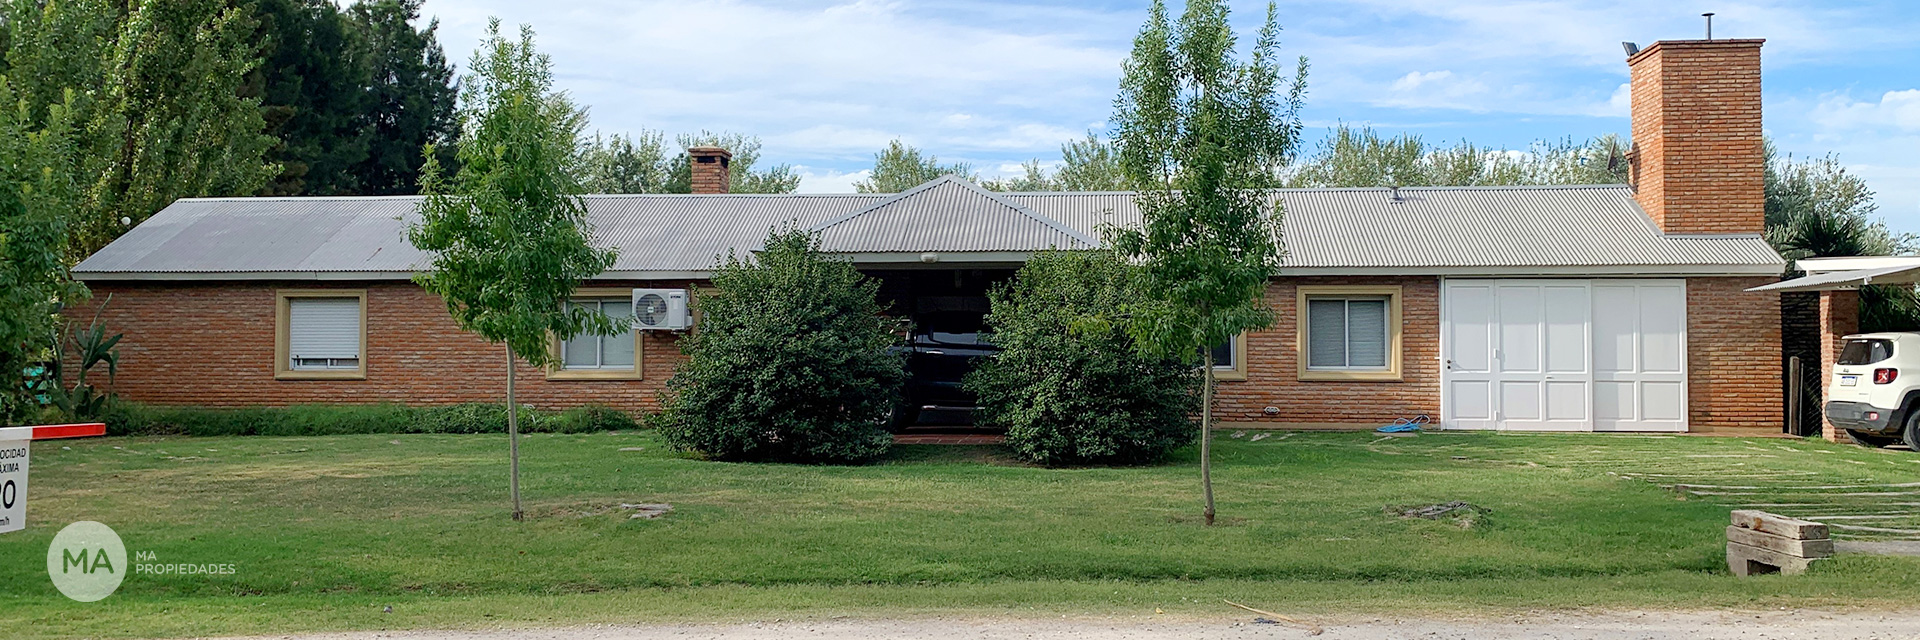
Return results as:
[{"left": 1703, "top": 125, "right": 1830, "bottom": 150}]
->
[{"left": 1747, "top": 264, "right": 1920, "bottom": 292}]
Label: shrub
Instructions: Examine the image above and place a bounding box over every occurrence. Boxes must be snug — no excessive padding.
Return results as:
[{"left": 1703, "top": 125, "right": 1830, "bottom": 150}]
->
[
  {"left": 656, "top": 228, "right": 905, "bottom": 463},
  {"left": 98, "top": 401, "right": 641, "bottom": 437},
  {"left": 966, "top": 250, "right": 1199, "bottom": 466}
]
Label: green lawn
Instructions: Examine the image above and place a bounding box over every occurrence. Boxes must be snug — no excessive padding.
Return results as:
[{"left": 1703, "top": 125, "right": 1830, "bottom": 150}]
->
[{"left": 5, "top": 430, "right": 1920, "bottom": 638}]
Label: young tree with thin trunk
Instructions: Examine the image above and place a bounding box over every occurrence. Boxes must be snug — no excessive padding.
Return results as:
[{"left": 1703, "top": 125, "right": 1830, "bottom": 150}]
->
[
  {"left": 407, "top": 19, "right": 617, "bottom": 520},
  {"left": 1106, "top": 0, "right": 1306, "bottom": 525}
]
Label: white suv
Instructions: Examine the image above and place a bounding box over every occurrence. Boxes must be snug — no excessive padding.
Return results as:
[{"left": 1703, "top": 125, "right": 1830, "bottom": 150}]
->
[{"left": 1827, "top": 332, "right": 1920, "bottom": 448}]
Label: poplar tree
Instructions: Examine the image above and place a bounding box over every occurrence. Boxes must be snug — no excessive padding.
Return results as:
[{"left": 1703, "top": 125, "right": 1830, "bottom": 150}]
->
[
  {"left": 1106, "top": 0, "right": 1306, "bottom": 525},
  {"left": 408, "top": 20, "right": 617, "bottom": 520}
]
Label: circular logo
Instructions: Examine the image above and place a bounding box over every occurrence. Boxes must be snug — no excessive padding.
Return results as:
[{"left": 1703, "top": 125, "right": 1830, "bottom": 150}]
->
[{"left": 46, "top": 521, "right": 126, "bottom": 602}]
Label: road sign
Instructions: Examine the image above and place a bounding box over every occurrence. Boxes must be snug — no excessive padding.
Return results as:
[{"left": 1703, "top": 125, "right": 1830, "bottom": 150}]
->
[
  {"left": 0, "top": 437, "right": 25, "bottom": 534},
  {"left": 0, "top": 423, "right": 104, "bottom": 535}
]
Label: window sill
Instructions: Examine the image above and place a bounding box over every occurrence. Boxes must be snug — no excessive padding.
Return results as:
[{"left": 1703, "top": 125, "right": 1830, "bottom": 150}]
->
[
  {"left": 546, "top": 369, "right": 643, "bottom": 381},
  {"left": 1298, "top": 369, "right": 1402, "bottom": 382},
  {"left": 1211, "top": 369, "right": 1248, "bottom": 382},
  {"left": 276, "top": 370, "right": 366, "bottom": 381}
]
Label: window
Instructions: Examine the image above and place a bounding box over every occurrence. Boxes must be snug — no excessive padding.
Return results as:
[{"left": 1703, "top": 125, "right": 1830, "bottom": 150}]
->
[
  {"left": 275, "top": 290, "right": 367, "bottom": 380},
  {"left": 1839, "top": 339, "right": 1895, "bottom": 366},
  {"left": 1205, "top": 334, "right": 1248, "bottom": 381},
  {"left": 548, "top": 290, "right": 642, "bottom": 380},
  {"left": 1297, "top": 285, "right": 1403, "bottom": 381}
]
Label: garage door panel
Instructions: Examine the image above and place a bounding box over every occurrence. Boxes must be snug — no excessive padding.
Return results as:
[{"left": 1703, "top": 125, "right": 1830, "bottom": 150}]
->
[
  {"left": 1642, "top": 382, "right": 1685, "bottom": 422},
  {"left": 1497, "top": 286, "right": 1542, "bottom": 374},
  {"left": 1592, "top": 285, "right": 1638, "bottom": 374},
  {"left": 1594, "top": 381, "right": 1635, "bottom": 421},
  {"left": 1545, "top": 382, "right": 1588, "bottom": 421},
  {"left": 1445, "top": 279, "right": 1687, "bottom": 433},
  {"left": 1640, "top": 285, "right": 1686, "bottom": 374},
  {"left": 1545, "top": 285, "right": 1589, "bottom": 374},
  {"left": 1499, "top": 381, "right": 1542, "bottom": 421},
  {"left": 1447, "top": 285, "right": 1493, "bottom": 374}
]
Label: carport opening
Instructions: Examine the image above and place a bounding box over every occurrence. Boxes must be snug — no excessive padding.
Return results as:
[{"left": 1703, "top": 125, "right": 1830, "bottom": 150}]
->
[{"left": 866, "top": 268, "right": 1017, "bottom": 431}]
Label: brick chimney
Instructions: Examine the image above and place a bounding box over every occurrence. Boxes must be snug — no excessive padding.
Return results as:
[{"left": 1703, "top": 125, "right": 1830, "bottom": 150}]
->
[
  {"left": 688, "top": 146, "right": 732, "bottom": 194},
  {"left": 1625, "top": 39, "right": 1765, "bottom": 235}
]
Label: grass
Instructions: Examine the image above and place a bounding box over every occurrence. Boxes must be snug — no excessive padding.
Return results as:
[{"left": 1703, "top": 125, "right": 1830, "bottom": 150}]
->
[{"left": 4, "top": 430, "right": 1920, "bottom": 638}]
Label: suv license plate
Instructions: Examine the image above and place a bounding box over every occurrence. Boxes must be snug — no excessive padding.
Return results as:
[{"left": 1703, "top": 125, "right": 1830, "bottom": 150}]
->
[{"left": 1841, "top": 375, "right": 1859, "bottom": 386}]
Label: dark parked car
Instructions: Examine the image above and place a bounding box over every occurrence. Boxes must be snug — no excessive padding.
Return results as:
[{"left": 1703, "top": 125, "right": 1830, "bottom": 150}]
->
[{"left": 891, "top": 316, "right": 1000, "bottom": 429}]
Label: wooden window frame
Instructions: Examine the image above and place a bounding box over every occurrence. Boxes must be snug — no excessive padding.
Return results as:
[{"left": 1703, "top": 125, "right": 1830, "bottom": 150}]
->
[
  {"left": 546, "top": 288, "right": 644, "bottom": 381},
  {"left": 274, "top": 289, "right": 369, "bottom": 381},
  {"left": 1211, "top": 332, "right": 1249, "bottom": 382},
  {"left": 1296, "top": 285, "right": 1403, "bottom": 382}
]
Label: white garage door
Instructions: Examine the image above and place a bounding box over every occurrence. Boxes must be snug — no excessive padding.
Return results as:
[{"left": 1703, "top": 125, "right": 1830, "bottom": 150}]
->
[{"left": 1442, "top": 279, "right": 1687, "bottom": 432}]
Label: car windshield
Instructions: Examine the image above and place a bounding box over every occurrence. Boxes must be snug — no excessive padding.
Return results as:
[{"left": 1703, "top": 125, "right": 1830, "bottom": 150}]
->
[{"left": 1838, "top": 339, "right": 1895, "bottom": 366}]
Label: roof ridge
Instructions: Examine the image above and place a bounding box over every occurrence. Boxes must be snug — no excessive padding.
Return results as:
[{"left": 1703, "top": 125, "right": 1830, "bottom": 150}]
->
[{"left": 808, "top": 175, "right": 1098, "bottom": 247}]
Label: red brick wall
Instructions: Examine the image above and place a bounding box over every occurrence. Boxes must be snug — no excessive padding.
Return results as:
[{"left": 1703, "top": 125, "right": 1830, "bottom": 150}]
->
[
  {"left": 72, "top": 281, "right": 690, "bottom": 412},
  {"left": 1215, "top": 276, "right": 1442, "bottom": 428},
  {"left": 1686, "top": 276, "right": 1784, "bottom": 433},
  {"left": 687, "top": 147, "right": 732, "bottom": 194},
  {"left": 1818, "top": 289, "right": 1860, "bottom": 442},
  {"left": 1627, "top": 39, "right": 1766, "bottom": 235}
]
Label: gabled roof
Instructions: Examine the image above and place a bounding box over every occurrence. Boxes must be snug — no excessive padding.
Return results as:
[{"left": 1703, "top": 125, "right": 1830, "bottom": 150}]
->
[
  {"left": 809, "top": 175, "right": 1097, "bottom": 253},
  {"left": 72, "top": 177, "right": 1784, "bottom": 281}
]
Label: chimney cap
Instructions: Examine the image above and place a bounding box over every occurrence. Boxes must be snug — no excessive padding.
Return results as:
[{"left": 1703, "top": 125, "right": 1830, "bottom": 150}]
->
[{"left": 687, "top": 146, "right": 732, "bottom": 159}]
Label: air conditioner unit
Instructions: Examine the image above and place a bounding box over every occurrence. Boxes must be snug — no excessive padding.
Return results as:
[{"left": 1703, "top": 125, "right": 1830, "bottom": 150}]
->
[{"left": 631, "top": 288, "right": 691, "bottom": 331}]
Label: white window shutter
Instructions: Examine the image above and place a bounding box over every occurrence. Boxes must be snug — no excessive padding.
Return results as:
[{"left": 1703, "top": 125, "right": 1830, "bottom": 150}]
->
[
  {"left": 1347, "top": 299, "right": 1389, "bottom": 367},
  {"left": 288, "top": 298, "right": 361, "bottom": 360},
  {"left": 1307, "top": 299, "right": 1347, "bottom": 368}
]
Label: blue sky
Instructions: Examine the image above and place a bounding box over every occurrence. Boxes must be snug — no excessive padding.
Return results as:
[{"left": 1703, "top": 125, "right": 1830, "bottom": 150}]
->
[{"left": 420, "top": 1, "right": 1920, "bottom": 232}]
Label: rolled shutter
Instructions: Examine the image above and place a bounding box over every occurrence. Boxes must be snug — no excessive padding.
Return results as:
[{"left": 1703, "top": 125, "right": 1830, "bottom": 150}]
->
[
  {"left": 1346, "top": 299, "right": 1388, "bottom": 367},
  {"left": 288, "top": 298, "right": 361, "bottom": 360},
  {"left": 1307, "top": 299, "right": 1347, "bottom": 368}
]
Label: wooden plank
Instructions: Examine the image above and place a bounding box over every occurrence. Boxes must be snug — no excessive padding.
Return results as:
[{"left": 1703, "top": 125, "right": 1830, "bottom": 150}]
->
[
  {"left": 1726, "top": 526, "right": 1834, "bottom": 558},
  {"left": 1731, "top": 510, "right": 1829, "bottom": 540}
]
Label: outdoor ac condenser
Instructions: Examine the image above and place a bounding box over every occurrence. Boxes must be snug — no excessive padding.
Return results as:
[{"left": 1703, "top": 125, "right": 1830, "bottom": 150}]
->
[{"left": 631, "top": 288, "right": 691, "bottom": 330}]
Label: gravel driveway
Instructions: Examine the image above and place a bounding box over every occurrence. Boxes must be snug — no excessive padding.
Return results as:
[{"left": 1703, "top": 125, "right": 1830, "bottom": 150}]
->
[{"left": 239, "top": 609, "right": 1920, "bottom": 640}]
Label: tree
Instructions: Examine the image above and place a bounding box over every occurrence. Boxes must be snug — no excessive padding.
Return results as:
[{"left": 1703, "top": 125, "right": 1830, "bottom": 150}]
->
[
  {"left": 407, "top": 20, "right": 618, "bottom": 520},
  {"left": 579, "top": 131, "right": 670, "bottom": 194},
  {"left": 347, "top": 0, "right": 457, "bottom": 196},
  {"left": 255, "top": 0, "right": 373, "bottom": 195},
  {"left": 854, "top": 140, "right": 976, "bottom": 192},
  {"left": 1283, "top": 124, "right": 1629, "bottom": 188},
  {"left": 982, "top": 133, "right": 1127, "bottom": 192},
  {"left": 578, "top": 130, "right": 800, "bottom": 194},
  {"left": 1764, "top": 145, "right": 1919, "bottom": 332},
  {"left": 4, "top": 0, "right": 279, "bottom": 261},
  {"left": 656, "top": 228, "right": 905, "bottom": 464},
  {"left": 967, "top": 250, "right": 1198, "bottom": 465},
  {"left": 1106, "top": 0, "right": 1306, "bottom": 525},
  {"left": 0, "top": 80, "right": 79, "bottom": 424}
]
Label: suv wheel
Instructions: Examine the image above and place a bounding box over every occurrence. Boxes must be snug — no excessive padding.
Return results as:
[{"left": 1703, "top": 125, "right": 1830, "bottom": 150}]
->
[{"left": 1906, "top": 411, "right": 1920, "bottom": 451}]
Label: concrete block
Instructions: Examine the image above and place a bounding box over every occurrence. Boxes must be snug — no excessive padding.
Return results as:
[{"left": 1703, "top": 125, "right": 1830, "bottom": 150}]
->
[{"left": 1727, "top": 526, "right": 1835, "bottom": 558}]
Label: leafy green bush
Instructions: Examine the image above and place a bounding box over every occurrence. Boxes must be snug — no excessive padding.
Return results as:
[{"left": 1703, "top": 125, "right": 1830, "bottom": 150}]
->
[
  {"left": 99, "top": 401, "right": 639, "bottom": 437},
  {"left": 656, "top": 228, "right": 905, "bottom": 463},
  {"left": 966, "top": 250, "right": 1199, "bottom": 466}
]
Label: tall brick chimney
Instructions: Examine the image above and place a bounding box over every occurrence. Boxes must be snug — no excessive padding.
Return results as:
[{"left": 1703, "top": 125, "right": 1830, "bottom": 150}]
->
[
  {"left": 688, "top": 146, "right": 732, "bottom": 194},
  {"left": 1625, "top": 39, "right": 1765, "bottom": 235}
]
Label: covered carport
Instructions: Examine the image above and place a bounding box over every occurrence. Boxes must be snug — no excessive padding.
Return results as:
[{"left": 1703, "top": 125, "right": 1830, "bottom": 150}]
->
[{"left": 1749, "top": 256, "right": 1920, "bottom": 442}]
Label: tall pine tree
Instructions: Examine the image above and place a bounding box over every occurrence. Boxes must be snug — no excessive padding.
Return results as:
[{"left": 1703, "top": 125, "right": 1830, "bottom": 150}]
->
[
  {"left": 256, "top": 0, "right": 373, "bottom": 195},
  {"left": 348, "top": 0, "right": 457, "bottom": 196}
]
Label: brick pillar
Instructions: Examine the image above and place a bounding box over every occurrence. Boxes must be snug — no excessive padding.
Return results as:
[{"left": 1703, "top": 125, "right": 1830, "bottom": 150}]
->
[
  {"left": 1818, "top": 289, "right": 1859, "bottom": 442},
  {"left": 688, "top": 146, "right": 732, "bottom": 194}
]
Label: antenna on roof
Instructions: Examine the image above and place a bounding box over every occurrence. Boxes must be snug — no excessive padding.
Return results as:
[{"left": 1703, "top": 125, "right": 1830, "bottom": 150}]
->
[
  {"left": 1389, "top": 185, "right": 1403, "bottom": 202},
  {"left": 1702, "top": 12, "right": 1715, "bottom": 40}
]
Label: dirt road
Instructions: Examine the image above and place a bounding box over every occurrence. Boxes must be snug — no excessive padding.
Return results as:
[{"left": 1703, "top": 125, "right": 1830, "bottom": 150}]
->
[{"left": 243, "top": 609, "right": 1920, "bottom": 639}]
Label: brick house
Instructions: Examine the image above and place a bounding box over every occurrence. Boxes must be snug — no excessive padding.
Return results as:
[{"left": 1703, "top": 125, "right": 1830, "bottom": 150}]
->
[{"left": 70, "top": 38, "right": 1787, "bottom": 434}]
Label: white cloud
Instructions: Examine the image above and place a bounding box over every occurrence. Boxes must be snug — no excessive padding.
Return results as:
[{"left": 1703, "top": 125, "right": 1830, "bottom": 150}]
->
[
  {"left": 1812, "top": 89, "right": 1920, "bottom": 133},
  {"left": 795, "top": 167, "right": 870, "bottom": 194}
]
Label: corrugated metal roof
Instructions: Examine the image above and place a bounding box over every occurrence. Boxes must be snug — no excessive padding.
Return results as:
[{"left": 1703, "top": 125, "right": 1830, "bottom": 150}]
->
[
  {"left": 810, "top": 175, "right": 1096, "bottom": 252},
  {"left": 73, "top": 179, "right": 1782, "bottom": 280}
]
